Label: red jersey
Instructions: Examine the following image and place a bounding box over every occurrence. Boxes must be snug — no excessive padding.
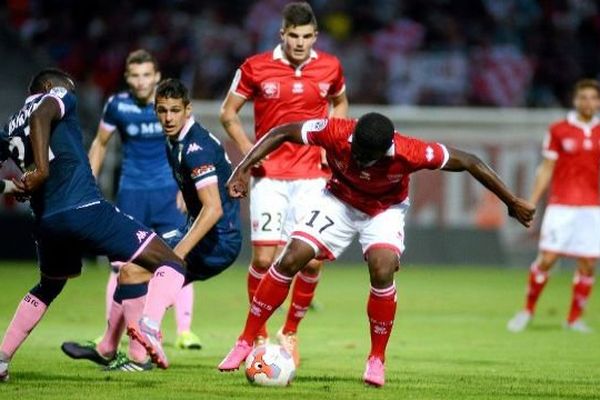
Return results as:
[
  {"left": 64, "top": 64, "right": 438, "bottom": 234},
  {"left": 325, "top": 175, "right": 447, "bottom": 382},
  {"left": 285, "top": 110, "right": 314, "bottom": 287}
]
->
[
  {"left": 230, "top": 45, "right": 345, "bottom": 179},
  {"left": 543, "top": 112, "right": 600, "bottom": 206},
  {"left": 301, "top": 118, "right": 449, "bottom": 216}
]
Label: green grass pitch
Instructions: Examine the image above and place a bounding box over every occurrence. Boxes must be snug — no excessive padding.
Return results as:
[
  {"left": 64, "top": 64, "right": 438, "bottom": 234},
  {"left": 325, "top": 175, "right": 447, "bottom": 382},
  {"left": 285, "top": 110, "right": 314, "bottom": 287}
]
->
[{"left": 0, "top": 262, "right": 599, "bottom": 399}]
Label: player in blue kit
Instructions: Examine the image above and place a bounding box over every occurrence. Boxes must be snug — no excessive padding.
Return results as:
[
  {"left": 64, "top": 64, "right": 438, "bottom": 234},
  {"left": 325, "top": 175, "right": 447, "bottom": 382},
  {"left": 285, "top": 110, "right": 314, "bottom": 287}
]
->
[
  {"left": 0, "top": 69, "right": 189, "bottom": 381},
  {"left": 62, "top": 79, "right": 242, "bottom": 371},
  {"left": 87, "top": 49, "right": 201, "bottom": 349}
]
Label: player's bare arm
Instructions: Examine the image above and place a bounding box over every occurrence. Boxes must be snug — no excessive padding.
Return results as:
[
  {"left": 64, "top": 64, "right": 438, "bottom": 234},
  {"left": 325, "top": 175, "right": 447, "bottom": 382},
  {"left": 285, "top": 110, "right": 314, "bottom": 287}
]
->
[
  {"left": 18, "top": 97, "right": 61, "bottom": 194},
  {"left": 528, "top": 158, "right": 555, "bottom": 205},
  {"left": 227, "top": 122, "right": 304, "bottom": 198},
  {"left": 330, "top": 91, "right": 348, "bottom": 118},
  {"left": 173, "top": 183, "right": 223, "bottom": 259},
  {"left": 220, "top": 92, "right": 254, "bottom": 155},
  {"left": 442, "top": 147, "right": 535, "bottom": 227},
  {"left": 88, "top": 126, "right": 114, "bottom": 178}
]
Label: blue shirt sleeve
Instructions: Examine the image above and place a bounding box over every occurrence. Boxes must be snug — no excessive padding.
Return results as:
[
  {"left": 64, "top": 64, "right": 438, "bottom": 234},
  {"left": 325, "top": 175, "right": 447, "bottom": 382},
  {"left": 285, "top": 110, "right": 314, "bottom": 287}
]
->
[
  {"left": 43, "top": 87, "right": 76, "bottom": 119},
  {"left": 184, "top": 141, "right": 218, "bottom": 189},
  {"left": 99, "top": 96, "right": 118, "bottom": 130}
]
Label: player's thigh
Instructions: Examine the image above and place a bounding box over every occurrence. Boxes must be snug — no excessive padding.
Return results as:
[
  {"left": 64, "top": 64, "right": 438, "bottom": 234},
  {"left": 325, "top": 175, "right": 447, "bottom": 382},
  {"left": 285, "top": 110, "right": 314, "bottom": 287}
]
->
[
  {"left": 281, "top": 177, "right": 327, "bottom": 241},
  {"left": 185, "top": 232, "right": 242, "bottom": 281},
  {"left": 116, "top": 188, "right": 149, "bottom": 224},
  {"left": 35, "top": 231, "right": 83, "bottom": 279},
  {"left": 148, "top": 185, "right": 186, "bottom": 235},
  {"left": 358, "top": 202, "right": 408, "bottom": 259},
  {"left": 250, "top": 177, "right": 289, "bottom": 246},
  {"left": 289, "top": 191, "right": 356, "bottom": 260},
  {"left": 540, "top": 205, "right": 600, "bottom": 258}
]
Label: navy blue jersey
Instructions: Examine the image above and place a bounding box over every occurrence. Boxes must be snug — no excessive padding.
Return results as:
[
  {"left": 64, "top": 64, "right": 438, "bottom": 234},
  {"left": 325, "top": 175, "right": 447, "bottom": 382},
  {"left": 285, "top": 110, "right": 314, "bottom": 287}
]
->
[
  {"left": 1, "top": 88, "right": 102, "bottom": 218},
  {"left": 101, "top": 91, "right": 175, "bottom": 190},
  {"left": 166, "top": 118, "right": 240, "bottom": 237}
]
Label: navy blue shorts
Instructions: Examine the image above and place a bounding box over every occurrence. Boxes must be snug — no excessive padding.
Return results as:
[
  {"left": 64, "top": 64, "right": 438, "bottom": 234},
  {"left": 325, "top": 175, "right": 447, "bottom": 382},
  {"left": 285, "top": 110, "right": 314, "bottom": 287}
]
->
[
  {"left": 164, "top": 225, "right": 241, "bottom": 281},
  {"left": 35, "top": 201, "right": 155, "bottom": 278},
  {"left": 117, "top": 185, "right": 185, "bottom": 236}
]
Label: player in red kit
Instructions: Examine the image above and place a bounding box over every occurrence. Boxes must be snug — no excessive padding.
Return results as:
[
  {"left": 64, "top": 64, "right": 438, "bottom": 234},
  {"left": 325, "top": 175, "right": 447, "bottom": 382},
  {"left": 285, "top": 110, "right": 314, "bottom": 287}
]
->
[
  {"left": 218, "top": 113, "right": 535, "bottom": 387},
  {"left": 508, "top": 79, "right": 600, "bottom": 333},
  {"left": 219, "top": 1, "right": 348, "bottom": 364}
]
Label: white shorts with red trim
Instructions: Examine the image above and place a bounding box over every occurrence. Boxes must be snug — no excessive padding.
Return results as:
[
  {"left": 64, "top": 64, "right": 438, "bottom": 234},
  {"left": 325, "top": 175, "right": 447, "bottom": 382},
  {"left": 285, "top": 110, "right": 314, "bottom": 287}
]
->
[
  {"left": 539, "top": 204, "right": 600, "bottom": 258},
  {"left": 249, "top": 177, "right": 327, "bottom": 246},
  {"left": 290, "top": 190, "right": 407, "bottom": 261}
]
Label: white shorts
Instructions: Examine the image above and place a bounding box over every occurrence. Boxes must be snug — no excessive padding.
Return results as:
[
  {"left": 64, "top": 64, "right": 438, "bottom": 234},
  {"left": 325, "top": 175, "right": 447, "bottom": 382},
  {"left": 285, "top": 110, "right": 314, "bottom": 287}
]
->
[
  {"left": 539, "top": 205, "right": 600, "bottom": 258},
  {"left": 290, "top": 190, "right": 407, "bottom": 260},
  {"left": 250, "top": 177, "right": 327, "bottom": 246}
]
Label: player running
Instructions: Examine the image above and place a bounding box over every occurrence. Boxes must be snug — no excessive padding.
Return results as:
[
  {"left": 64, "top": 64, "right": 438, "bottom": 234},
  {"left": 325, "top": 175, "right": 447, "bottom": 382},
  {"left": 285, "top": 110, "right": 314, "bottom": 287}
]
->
[
  {"left": 218, "top": 113, "right": 535, "bottom": 387},
  {"left": 87, "top": 49, "right": 201, "bottom": 349},
  {"left": 220, "top": 1, "right": 348, "bottom": 365},
  {"left": 507, "top": 79, "right": 600, "bottom": 333},
  {"left": 0, "top": 69, "right": 188, "bottom": 381}
]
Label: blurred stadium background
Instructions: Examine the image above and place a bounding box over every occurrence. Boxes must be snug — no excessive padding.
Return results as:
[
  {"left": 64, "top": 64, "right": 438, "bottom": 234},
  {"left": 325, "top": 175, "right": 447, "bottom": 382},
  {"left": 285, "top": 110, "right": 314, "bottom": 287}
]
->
[{"left": 1, "top": 0, "right": 599, "bottom": 265}]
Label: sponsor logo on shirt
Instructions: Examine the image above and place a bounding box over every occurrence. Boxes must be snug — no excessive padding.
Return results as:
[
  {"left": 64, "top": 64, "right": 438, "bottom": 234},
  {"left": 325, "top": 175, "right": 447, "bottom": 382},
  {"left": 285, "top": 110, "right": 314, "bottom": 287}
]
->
[
  {"left": 261, "top": 81, "right": 280, "bottom": 99},
  {"left": 191, "top": 164, "right": 216, "bottom": 179},
  {"left": 117, "top": 102, "right": 142, "bottom": 113},
  {"left": 187, "top": 142, "right": 203, "bottom": 154},
  {"left": 292, "top": 82, "right": 304, "bottom": 94}
]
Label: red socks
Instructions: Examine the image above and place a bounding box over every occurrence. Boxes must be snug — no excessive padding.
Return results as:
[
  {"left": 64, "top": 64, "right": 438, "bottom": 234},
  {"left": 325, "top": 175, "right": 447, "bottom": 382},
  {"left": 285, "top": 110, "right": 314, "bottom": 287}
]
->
[
  {"left": 283, "top": 271, "right": 320, "bottom": 334},
  {"left": 240, "top": 267, "right": 292, "bottom": 344},
  {"left": 567, "top": 272, "right": 594, "bottom": 324},
  {"left": 247, "top": 265, "right": 268, "bottom": 339},
  {"left": 367, "top": 284, "right": 397, "bottom": 361},
  {"left": 525, "top": 262, "right": 548, "bottom": 314}
]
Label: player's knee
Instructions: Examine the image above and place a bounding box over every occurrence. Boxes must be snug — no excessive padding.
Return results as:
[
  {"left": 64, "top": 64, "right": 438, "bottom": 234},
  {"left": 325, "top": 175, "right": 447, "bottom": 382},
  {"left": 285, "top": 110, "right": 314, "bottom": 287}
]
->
[
  {"left": 252, "top": 252, "right": 275, "bottom": 270},
  {"left": 577, "top": 259, "right": 595, "bottom": 276},
  {"left": 30, "top": 277, "right": 67, "bottom": 306},
  {"left": 301, "top": 259, "right": 322, "bottom": 276},
  {"left": 119, "top": 264, "right": 152, "bottom": 284}
]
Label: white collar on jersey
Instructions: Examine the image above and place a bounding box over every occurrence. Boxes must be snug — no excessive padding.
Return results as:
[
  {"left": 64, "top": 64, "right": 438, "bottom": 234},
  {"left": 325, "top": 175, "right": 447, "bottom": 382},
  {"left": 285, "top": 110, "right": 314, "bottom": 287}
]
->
[
  {"left": 347, "top": 134, "right": 396, "bottom": 157},
  {"left": 177, "top": 117, "right": 195, "bottom": 141},
  {"left": 567, "top": 111, "right": 600, "bottom": 136},
  {"left": 272, "top": 44, "right": 318, "bottom": 64}
]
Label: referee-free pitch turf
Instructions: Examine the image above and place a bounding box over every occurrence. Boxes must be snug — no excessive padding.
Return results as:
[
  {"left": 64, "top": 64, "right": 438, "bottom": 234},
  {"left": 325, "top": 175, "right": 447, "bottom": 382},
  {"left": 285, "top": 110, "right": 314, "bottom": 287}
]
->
[{"left": 0, "top": 262, "right": 598, "bottom": 400}]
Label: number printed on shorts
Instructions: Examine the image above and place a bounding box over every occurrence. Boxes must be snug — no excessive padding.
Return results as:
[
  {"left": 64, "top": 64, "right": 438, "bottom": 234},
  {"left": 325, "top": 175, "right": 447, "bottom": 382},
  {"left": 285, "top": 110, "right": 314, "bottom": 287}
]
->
[
  {"left": 261, "top": 212, "right": 282, "bottom": 232},
  {"left": 305, "top": 210, "right": 335, "bottom": 233}
]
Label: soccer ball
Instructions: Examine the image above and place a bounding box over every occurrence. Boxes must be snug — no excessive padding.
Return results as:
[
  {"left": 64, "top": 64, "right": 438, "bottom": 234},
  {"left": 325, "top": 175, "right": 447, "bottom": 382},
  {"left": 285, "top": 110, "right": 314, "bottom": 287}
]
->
[{"left": 245, "top": 344, "right": 296, "bottom": 386}]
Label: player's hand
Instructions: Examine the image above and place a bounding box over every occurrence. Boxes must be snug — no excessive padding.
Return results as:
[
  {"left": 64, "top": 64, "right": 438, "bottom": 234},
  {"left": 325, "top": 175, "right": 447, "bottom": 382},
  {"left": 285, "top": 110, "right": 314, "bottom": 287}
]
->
[
  {"left": 11, "top": 177, "right": 30, "bottom": 202},
  {"left": 20, "top": 169, "right": 48, "bottom": 194},
  {"left": 507, "top": 197, "right": 535, "bottom": 228},
  {"left": 176, "top": 191, "right": 187, "bottom": 214},
  {"left": 227, "top": 170, "right": 250, "bottom": 198}
]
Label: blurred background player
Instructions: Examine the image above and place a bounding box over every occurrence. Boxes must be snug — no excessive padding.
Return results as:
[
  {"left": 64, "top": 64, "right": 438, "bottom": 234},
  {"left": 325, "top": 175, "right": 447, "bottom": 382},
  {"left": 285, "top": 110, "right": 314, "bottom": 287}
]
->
[
  {"left": 87, "top": 49, "right": 201, "bottom": 349},
  {"left": 219, "top": 1, "right": 348, "bottom": 365},
  {"left": 63, "top": 79, "right": 242, "bottom": 371},
  {"left": 0, "top": 69, "right": 188, "bottom": 380},
  {"left": 218, "top": 113, "right": 535, "bottom": 386},
  {"left": 507, "top": 79, "right": 600, "bottom": 333}
]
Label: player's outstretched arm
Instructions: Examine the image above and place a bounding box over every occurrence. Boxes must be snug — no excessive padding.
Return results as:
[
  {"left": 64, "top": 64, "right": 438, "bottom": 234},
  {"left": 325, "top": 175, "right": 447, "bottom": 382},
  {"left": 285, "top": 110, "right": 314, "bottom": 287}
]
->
[
  {"left": 227, "top": 121, "right": 305, "bottom": 198},
  {"left": 442, "top": 147, "right": 535, "bottom": 227},
  {"left": 18, "top": 97, "right": 61, "bottom": 193}
]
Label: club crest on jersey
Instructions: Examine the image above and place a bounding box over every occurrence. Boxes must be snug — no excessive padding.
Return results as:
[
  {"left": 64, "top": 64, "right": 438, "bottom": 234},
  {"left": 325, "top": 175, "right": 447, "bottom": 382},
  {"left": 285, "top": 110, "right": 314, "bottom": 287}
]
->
[
  {"left": 562, "top": 138, "right": 577, "bottom": 153},
  {"left": 318, "top": 82, "right": 331, "bottom": 97},
  {"left": 261, "top": 82, "right": 280, "bottom": 99},
  {"left": 292, "top": 82, "right": 304, "bottom": 94}
]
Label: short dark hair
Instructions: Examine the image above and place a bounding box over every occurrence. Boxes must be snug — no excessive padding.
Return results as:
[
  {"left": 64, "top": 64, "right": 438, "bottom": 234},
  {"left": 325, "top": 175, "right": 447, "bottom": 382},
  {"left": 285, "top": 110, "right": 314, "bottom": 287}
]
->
[
  {"left": 353, "top": 113, "right": 394, "bottom": 152},
  {"left": 282, "top": 2, "right": 317, "bottom": 30},
  {"left": 28, "top": 68, "right": 74, "bottom": 94},
  {"left": 155, "top": 78, "right": 190, "bottom": 106},
  {"left": 126, "top": 49, "right": 159, "bottom": 71},
  {"left": 573, "top": 78, "right": 600, "bottom": 97}
]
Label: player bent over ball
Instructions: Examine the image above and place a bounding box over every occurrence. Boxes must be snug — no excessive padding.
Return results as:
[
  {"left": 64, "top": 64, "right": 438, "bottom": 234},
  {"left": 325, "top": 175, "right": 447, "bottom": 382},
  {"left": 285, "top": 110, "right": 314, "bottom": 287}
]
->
[{"left": 218, "top": 113, "right": 535, "bottom": 387}]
